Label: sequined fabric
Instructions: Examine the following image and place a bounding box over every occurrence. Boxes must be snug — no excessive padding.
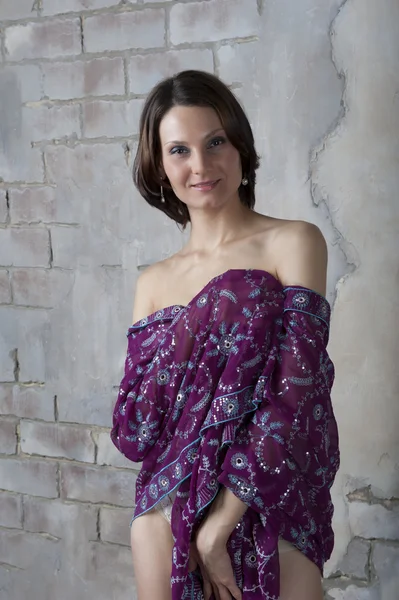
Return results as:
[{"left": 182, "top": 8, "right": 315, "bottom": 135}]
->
[{"left": 111, "top": 269, "right": 339, "bottom": 599}]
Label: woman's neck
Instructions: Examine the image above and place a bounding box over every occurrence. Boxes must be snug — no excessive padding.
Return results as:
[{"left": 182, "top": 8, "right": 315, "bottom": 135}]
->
[{"left": 184, "top": 200, "right": 255, "bottom": 256}]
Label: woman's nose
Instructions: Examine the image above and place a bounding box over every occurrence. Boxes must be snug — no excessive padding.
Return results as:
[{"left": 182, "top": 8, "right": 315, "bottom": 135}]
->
[{"left": 190, "top": 149, "right": 209, "bottom": 175}]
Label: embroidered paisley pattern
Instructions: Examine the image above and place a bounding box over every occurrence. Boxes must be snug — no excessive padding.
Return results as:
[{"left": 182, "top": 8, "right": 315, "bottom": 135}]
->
[{"left": 111, "top": 269, "right": 339, "bottom": 600}]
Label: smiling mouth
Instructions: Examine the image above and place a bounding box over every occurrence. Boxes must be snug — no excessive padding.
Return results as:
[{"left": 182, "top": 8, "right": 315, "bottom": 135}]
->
[{"left": 191, "top": 180, "right": 220, "bottom": 190}]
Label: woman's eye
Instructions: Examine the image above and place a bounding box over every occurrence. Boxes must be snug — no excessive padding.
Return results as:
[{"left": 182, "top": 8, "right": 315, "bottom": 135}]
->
[
  {"left": 209, "top": 137, "right": 226, "bottom": 148},
  {"left": 170, "top": 146, "right": 188, "bottom": 155}
]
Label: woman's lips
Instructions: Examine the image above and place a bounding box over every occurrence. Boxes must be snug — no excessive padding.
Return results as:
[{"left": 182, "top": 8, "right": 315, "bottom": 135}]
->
[{"left": 191, "top": 180, "right": 220, "bottom": 191}]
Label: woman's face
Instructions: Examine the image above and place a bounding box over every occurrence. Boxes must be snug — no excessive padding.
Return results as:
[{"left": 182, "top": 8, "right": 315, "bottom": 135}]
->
[{"left": 159, "top": 105, "right": 242, "bottom": 212}]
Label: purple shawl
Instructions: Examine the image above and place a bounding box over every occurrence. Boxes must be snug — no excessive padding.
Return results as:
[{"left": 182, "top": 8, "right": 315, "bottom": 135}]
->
[{"left": 111, "top": 269, "right": 339, "bottom": 599}]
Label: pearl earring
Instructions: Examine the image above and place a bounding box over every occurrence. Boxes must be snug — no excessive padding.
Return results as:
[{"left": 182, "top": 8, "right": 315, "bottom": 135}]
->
[
  {"left": 241, "top": 177, "right": 249, "bottom": 186},
  {"left": 160, "top": 186, "right": 165, "bottom": 203}
]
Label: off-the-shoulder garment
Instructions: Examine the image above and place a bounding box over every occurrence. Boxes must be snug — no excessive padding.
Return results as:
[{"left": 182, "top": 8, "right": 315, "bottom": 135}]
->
[{"left": 111, "top": 269, "right": 339, "bottom": 599}]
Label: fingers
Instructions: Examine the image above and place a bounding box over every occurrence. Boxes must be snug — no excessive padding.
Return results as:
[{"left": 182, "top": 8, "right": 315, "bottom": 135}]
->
[
  {"left": 228, "top": 583, "right": 242, "bottom": 600},
  {"left": 193, "top": 540, "right": 242, "bottom": 600},
  {"left": 212, "top": 585, "right": 221, "bottom": 600},
  {"left": 215, "top": 583, "right": 241, "bottom": 600},
  {"left": 202, "top": 577, "right": 213, "bottom": 600},
  {"left": 203, "top": 576, "right": 242, "bottom": 600},
  {"left": 199, "top": 562, "right": 212, "bottom": 600}
]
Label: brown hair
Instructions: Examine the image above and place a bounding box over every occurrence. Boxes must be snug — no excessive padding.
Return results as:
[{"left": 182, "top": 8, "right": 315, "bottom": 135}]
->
[{"left": 133, "top": 70, "right": 260, "bottom": 227}]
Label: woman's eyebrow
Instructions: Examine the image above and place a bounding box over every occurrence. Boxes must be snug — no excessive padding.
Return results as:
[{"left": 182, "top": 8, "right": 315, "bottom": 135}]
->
[{"left": 163, "top": 128, "right": 225, "bottom": 146}]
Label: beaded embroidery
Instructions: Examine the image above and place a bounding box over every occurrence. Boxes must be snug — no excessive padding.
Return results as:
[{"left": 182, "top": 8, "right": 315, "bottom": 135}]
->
[{"left": 111, "top": 269, "right": 339, "bottom": 599}]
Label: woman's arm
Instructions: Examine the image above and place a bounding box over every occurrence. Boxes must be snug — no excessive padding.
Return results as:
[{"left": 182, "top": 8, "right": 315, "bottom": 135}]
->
[
  {"left": 276, "top": 220, "right": 328, "bottom": 296},
  {"left": 196, "top": 487, "right": 247, "bottom": 549},
  {"left": 132, "top": 267, "right": 156, "bottom": 323}
]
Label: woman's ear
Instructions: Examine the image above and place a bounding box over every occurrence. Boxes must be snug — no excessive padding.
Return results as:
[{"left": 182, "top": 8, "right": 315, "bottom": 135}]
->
[{"left": 159, "top": 171, "right": 171, "bottom": 188}]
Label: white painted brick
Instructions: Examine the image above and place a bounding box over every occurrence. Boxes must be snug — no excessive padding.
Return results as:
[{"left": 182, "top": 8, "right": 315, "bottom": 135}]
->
[
  {"left": 9, "top": 187, "right": 57, "bottom": 224},
  {"left": 100, "top": 506, "right": 132, "bottom": 546},
  {"left": 57, "top": 391, "right": 116, "bottom": 428},
  {"left": 20, "top": 420, "right": 95, "bottom": 462},
  {"left": 337, "top": 538, "right": 370, "bottom": 579},
  {"left": 0, "top": 228, "right": 50, "bottom": 268},
  {"left": 96, "top": 431, "right": 141, "bottom": 470},
  {"left": 5, "top": 18, "right": 81, "bottom": 61},
  {"left": 0, "top": 492, "right": 22, "bottom": 529},
  {"left": 373, "top": 543, "right": 399, "bottom": 600},
  {"left": 0, "top": 270, "right": 11, "bottom": 304},
  {"left": 45, "top": 141, "right": 133, "bottom": 263},
  {"left": 0, "top": 385, "right": 55, "bottom": 421},
  {"left": 86, "top": 541, "right": 135, "bottom": 583},
  {"left": 0, "top": 145, "right": 43, "bottom": 184},
  {"left": 217, "top": 41, "right": 258, "bottom": 85},
  {"left": 7, "top": 309, "right": 49, "bottom": 383},
  {"left": 0, "top": 458, "right": 58, "bottom": 497},
  {"left": 0, "top": 65, "right": 43, "bottom": 103},
  {"left": 0, "top": 419, "right": 18, "bottom": 455},
  {"left": 129, "top": 48, "right": 214, "bottom": 94},
  {"left": 42, "top": 0, "right": 126, "bottom": 16},
  {"left": 83, "top": 9, "right": 165, "bottom": 53},
  {"left": 50, "top": 226, "right": 82, "bottom": 269},
  {"left": 24, "top": 497, "right": 97, "bottom": 540},
  {"left": 0, "top": 529, "right": 61, "bottom": 571},
  {"left": 0, "top": 0, "right": 38, "bottom": 21},
  {"left": 12, "top": 268, "right": 74, "bottom": 308},
  {"left": 349, "top": 501, "right": 399, "bottom": 540},
  {"left": 83, "top": 99, "right": 144, "bottom": 138},
  {"left": 45, "top": 141, "right": 130, "bottom": 188},
  {"left": 170, "top": 0, "right": 259, "bottom": 45},
  {"left": 60, "top": 463, "right": 136, "bottom": 506},
  {"left": 23, "top": 104, "right": 81, "bottom": 142},
  {"left": 42, "top": 57, "right": 124, "bottom": 101}
]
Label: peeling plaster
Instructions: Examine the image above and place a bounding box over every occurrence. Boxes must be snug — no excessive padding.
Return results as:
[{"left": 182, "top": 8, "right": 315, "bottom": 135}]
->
[{"left": 309, "top": 0, "right": 359, "bottom": 306}]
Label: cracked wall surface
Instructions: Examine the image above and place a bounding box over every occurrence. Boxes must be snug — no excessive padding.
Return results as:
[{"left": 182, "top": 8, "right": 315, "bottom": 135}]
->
[
  {"left": 313, "top": 1, "right": 399, "bottom": 597},
  {"left": 0, "top": 1, "right": 398, "bottom": 598}
]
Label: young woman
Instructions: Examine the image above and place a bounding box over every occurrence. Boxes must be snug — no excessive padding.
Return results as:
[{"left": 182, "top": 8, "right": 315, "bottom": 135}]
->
[{"left": 111, "top": 70, "right": 339, "bottom": 600}]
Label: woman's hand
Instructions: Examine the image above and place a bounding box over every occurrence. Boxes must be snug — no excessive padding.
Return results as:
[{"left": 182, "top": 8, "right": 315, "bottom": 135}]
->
[
  {"left": 195, "top": 531, "right": 241, "bottom": 600},
  {"left": 189, "top": 487, "right": 247, "bottom": 600}
]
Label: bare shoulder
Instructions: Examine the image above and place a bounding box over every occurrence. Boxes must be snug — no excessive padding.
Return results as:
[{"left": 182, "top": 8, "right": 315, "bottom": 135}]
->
[
  {"left": 273, "top": 219, "right": 327, "bottom": 296},
  {"left": 275, "top": 219, "right": 326, "bottom": 249},
  {"left": 132, "top": 259, "right": 173, "bottom": 323}
]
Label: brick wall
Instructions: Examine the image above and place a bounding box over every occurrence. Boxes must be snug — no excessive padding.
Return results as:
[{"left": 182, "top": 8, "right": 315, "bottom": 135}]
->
[
  {"left": 1, "top": 1, "right": 398, "bottom": 599},
  {"left": 0, "top": 1, "right": 260, "bottom": 597}
]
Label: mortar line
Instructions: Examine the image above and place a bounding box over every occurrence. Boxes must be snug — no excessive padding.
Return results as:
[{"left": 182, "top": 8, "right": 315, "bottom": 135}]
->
[
  {"left": 54, "top": 395, "right": 58, "bottom": 422},
  {"left": 79, "top": 15, "right": 85, "bottom": 53},
  {"left": 2, "top": 38, "right": 255, "bottom": 67},
  {"left": 20, "top": 493, "right": 25, "bottom": 528},
  {"left": 5, "top": 190, "right": 11, "bottom": 226},
  {"left": 78, "top": 101, "right": 84, "bottom": 138},
  {"left": 123, "top": 56, "right": 130, "bottom": 97},
  {"left": 48, "top": 228, "right": 53, "bottom": 268},
  {"left": 41, "top": 151, "right": 48, "bottom": 184},
  {"left": 96, "top": 507, "right": 101, "bottom": 540},
  {"left": 0, "top": 0, "right": 208, "bottom": 25},
  {"left": 15, "top": 420, "right": 21, "bottom": 456}
]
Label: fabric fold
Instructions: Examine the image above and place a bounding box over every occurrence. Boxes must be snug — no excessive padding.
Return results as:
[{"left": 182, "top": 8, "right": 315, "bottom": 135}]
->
[{"left": 111, "top": 269, "right": 339, "bottom": 599}]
